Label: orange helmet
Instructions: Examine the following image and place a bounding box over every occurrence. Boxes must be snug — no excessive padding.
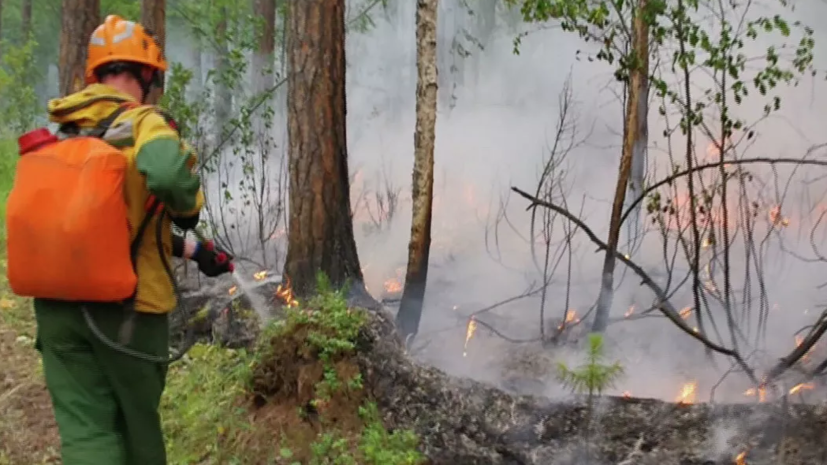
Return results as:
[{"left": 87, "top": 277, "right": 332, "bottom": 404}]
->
[{"left": 85, "top": 15, "right": 167, "bottom": 85}]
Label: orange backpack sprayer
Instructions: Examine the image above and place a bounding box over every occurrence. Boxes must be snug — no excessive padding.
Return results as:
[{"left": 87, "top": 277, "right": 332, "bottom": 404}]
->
[{"left": 5, "top": 106, "right": 200, "bottom": 364}]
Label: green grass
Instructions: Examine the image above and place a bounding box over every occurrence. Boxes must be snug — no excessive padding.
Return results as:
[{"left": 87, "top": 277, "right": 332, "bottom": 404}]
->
[
  {"left": 161, "top": 344, "right": 253, "bottom": 465},
  {"left": 0, "top": 140, "right": 425, "bottom": 465},
  {"left": 0, "top": 139, "right": 16, "bottom": 227}
]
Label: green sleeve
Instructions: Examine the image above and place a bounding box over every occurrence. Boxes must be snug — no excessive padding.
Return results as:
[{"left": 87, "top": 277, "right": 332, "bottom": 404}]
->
[{"left": 135, "top": 137, "right": 201, "bottom": 213}]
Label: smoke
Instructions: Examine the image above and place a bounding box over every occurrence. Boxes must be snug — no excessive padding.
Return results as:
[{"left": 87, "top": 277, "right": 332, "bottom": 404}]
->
[{"left": 176, "top": 0, "right": 827, "bottom": 404}]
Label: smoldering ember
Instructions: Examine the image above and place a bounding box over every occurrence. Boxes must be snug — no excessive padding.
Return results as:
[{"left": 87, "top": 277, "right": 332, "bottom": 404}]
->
[{"left": 6, "top": 0, "right": 827, "bottom": 464}]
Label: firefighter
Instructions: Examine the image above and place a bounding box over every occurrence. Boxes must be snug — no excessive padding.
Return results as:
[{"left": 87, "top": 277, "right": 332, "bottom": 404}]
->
[{"left": 31, "top": 15, "right": 233, "bottom": 465}]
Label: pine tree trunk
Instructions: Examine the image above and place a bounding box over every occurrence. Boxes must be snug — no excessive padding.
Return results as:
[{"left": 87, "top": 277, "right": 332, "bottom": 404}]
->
[
  {"left": 21, "top": 0, "right": 32, "bottom": 40},
  {"left": 141, "top": 0, "right": 165, "bottom": 104},
  {"left": 283, "top": 0, "right": 363, "bottom": 297},
  {"left": 591, "top": 0, "right": 650, "bottom": 333},
  {"left": 59, "top": 0, "right": 100, "bottom": 97},
  {"left": 0, "top": 0, "right": 5, "bottom": 59},
  {"left": 252, "top": 0, "right": 276, "bottom": 94},
  {"left": 396, "top": 0, "right": 438, "bottom": 341}
]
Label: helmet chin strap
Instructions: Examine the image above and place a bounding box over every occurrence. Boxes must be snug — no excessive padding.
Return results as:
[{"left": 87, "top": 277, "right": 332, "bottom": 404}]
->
[{"left": 128, "top": 67, "right": 158, "bottom": 104}]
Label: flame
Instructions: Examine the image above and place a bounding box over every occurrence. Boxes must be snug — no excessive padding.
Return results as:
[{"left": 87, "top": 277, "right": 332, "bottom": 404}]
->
[
  {"left": 557, "top": 309, "right": 580, "bottom": 330},
  {"left": 679, "top": 307, "right": 692, "bottom": 319},
  {"left": 789, "top": 382, "right": 814, "bottom": 395},
  {"left": 228, "top": 285, "right": 237, "bottom": 295},
  {"left": 735, "top": 451, "right": 747, "bottom": 465},
  {"left": 744, "top": 387, "right": 767, "bottom": 402},
  {"left": 769, "top": 205, "right": 790, "bottom": 227},
  {"left": 676, "top": 381, "right": 697, "bottom": 404},
  {"left": 275, "top": 276, "right": 299, "bottom": 308},
  {"left": 384, "top": 278, "right": 403, "bottom": 294},
  {"left": 463, "top": 318, "right": 478, "bottom": 357},
  {"left": 253, "top": 270, "right": 268, "bottom": 281},
  {"left": 795, "top": 336, "right": 815, "bottom": 363}
]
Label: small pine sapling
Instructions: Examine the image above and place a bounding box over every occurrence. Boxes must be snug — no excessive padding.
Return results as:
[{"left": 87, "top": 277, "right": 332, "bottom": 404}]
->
[{"left": 556, "top": 332, "right": 624, "bottom": 404}]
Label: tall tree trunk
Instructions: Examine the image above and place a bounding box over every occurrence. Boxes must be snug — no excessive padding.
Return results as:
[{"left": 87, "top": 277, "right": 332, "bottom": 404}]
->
[
  {"left": 396, "top": 0, "right": 438, "bottom": 341},
  {"left": 0, "top": 0, "right": 4, "bottom": 59},
  {"left": 283, "top": 0, "right": 363, "bottom": 297},
  {"left": 187, "top": 35, "right": 203, "bottom": 100},
  {"left": 141, "top": 0, "right": 165, "bottom": 104},
  {"left": 21, "top": 0, "right": 32, "bottom": 40},
  {"left": 59, "top": 0, "right": 100, "bottom": 97},
  {"left": 591, "top": 0, "right": 650, "bottom": 333},
  {"left": 252, "top": 0, "right": 276, "bottom": 94},
  {"left": 213, "top": 10, "right": 231, "bottom": 134}
]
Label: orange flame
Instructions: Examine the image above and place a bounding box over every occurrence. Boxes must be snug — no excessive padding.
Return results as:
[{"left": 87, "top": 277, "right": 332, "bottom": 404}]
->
[
  {"left": 558, "top": 309, "right": 580, "bottom": 330},
  {"left": 679, "top": 307, "right": 692, "bottom": 319},
  {"left": 228, "top": 285, "right": 237, "bottom": 295},
  {"left": 384, "top": 278, "right": 402, "bottom": 294},
  {"left": 789, "top": 383, "right": 814, "bottom": 395},
  {"left": 276, "top": 276, "right": 299, "bottom": 308},
  {"left": 744, "top": 387, "right": 767, "bottom": 402},
  {"left": 253, "top": 270, "right": 268, "bottom": 281},
  {"left": 769, "top": 205, "right": 790, "bottom": 227},
  {"left": 735, "top": 451, "right": 747, "bottom": 465},
  {"left": 463, "top": 319, "right": 478, "bottom": 357},
  {"left": 795, "top": 336, "right": 815, "bottom": 363},
  {"left": 676, "top": 381, "right": 697, "bottom": 404}
]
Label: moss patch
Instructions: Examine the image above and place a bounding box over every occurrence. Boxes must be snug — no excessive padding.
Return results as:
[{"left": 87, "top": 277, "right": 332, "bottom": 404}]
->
[{"left": 161, "top": 275, "right": 426, "bottom": 464}]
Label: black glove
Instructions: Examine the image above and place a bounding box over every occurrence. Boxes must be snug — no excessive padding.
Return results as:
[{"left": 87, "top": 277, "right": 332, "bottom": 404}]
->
[{"left": 192, "top": 240, "right": 234, "bottom": 277}]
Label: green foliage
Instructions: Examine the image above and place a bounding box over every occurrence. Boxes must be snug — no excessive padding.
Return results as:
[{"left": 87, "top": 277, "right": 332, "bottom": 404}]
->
[
  {"left": 357, "top": 402, "right": 424, "bottom": 465},
  {"left": 302, "top": 402, "right": 424, "bottom": 465},
  {"left": 556, "top": 333, "right": 624, "bottom": 398},
  {"left": 258, "top": 273, "right": 367, "bottom": 403},
  {"left": 159, "top": 63, "right": 207, "bottom": 140},
  {"left": 0, "top": 39, "right": 39, "bottom": 135},
  {"left": 161, "top": 344, "right": 252, "bottom": 465},
  {"left": 510, "top": 0, "right": 815, "bottom": 140},
  {"left": 0, "top": 139, "right": 17, "bottom": 226}
]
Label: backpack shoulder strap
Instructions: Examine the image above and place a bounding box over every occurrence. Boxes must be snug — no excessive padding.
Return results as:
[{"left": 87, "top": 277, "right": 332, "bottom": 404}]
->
[{"left": 58, "top": 101, "right": 137, "bottom": 139}]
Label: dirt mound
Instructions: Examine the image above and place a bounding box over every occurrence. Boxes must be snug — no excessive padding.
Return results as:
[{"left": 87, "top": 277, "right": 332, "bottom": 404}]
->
[{"left": 246, "top": 306, "right": 827, "bottom": 465}]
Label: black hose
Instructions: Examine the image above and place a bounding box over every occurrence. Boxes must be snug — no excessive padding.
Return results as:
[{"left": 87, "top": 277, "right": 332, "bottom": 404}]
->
[{"left": 82, "top": 210, "right": 200, "bottom": 364}]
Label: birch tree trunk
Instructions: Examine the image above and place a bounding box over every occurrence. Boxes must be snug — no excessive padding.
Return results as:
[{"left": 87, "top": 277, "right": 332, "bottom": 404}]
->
[
  {"left": 252, "top": 0, "right": 276, "bottom": 94},
  {"left": 59, "top": 0, "right": 100, "bottom": 97},
  {"left": 21, "top": 0, "right": 32, "bottom": 40},
  {"left": 141, "top": 0, "right": 165, "bottom": 104},
  {"left": 213, "top": 10, "right": 232, "bottom": 134},
  {"left": 283, "top": 0, "right": 364, "bottom": 297},
  {"left": 591, "top": 0, "right": 650, "bottom": 333},
  {"left": 396, "top": 0, "right": 438, "bottom": 341}
]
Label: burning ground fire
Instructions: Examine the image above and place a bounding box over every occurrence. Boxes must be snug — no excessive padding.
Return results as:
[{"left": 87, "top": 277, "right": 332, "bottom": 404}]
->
[
  {"left": 676, "top": 381, "right": 697, "bottom": 404},
  {"left": 276, "top": 276, "right": 300, "bottom": 308},
  {"left": 463, "top": 318, "right": 478, "bottom": 357},
  {"left": 227, "top": 270, "right": 299, "bottom": 308}
]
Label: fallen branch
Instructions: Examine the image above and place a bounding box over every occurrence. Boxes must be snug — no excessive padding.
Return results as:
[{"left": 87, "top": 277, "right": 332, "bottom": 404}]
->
[{"left": 511, "top": 185, "right": 759, "bottom": 386}]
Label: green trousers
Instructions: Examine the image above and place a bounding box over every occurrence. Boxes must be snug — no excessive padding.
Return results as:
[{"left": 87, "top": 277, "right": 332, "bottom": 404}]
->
[{"left": 34, "top": 299, "right": 169, "bottom": 465}]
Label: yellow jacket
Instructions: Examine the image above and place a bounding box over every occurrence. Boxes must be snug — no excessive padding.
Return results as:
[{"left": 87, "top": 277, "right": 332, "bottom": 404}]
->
[{"left": 48, "top": 83, "right": 205, "bottom": 313}]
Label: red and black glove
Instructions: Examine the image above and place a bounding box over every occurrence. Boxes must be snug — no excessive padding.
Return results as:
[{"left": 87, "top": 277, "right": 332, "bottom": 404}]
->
[{"left": 192, "top": 240, "right": 234, "bottom": 277}]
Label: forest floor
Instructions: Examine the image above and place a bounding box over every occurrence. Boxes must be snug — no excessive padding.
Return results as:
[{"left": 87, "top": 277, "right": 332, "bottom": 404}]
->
[
  {"left": 0, "top": 139, "right": 61, "bottom": 464},
  {"left": 0, "top": 139, "right": 424, "bottom": 465}
]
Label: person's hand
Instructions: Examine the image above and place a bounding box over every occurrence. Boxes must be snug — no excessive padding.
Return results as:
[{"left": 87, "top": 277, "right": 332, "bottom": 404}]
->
[{"left": 192, "top": 240, "right": 234, "bottom": 277}]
